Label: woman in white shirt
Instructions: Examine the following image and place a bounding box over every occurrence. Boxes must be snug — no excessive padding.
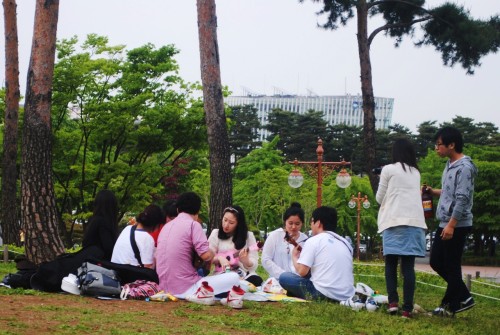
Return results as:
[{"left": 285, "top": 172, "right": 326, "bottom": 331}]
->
[
  {"left": 262, "top": 202, "right": 308, "bottom": 279},
  {"left": 111, "top": 204, "right": 165, "bottom": 268},
  {"left": 376, "top": 138, "right": 427, "bottom": 318},
  {"left": 208, "top": 205, "right": 263, "bottom": 287}
]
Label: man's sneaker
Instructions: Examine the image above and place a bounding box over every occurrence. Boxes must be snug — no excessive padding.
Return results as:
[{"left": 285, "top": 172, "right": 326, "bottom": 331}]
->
[
  {"left": 340, "top": 295, "right": 364, "bottom": 311},
  {"left": 432, "top": 306, "right": 453, "bottom": 317},
  {"left": 455, "top": 297, "right": 475, "bottom": 314},
  {"left": 402, "top": 311, "right": 412, "bottom": 319},
  {"left": 186, "top": 281, "right": 215, "bottom": 305},
  {"left": 220, "top": 285, "right": 245, "bottom": 309},
  {"left": 365, "top": 297, "right": 378, "bottom": 312},
  {"left": 387, "top": 302, "right": 399, "bottom": 315}
]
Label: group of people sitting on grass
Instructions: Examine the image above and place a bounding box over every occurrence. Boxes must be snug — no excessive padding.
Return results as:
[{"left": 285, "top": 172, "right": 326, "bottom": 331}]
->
[{"left": 77, "top": 189, "right": 354, "bottom": 309}]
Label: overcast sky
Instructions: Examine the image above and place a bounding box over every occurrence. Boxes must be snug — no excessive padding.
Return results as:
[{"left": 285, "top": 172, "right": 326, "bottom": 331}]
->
[{"left": 2, "top": 0, "right": 499, "bottom": 132}]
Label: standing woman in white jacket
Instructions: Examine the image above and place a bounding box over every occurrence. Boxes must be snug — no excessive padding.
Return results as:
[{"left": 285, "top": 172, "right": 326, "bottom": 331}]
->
[{"left": 376, "top": 138, "right": 427, "bottom": 318}]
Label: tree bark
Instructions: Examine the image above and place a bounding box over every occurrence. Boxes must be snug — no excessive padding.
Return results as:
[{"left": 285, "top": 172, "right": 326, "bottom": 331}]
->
[
  {"left": 356, "top": 1, "right": 378, "bottom": 192},
  {"left": 21, "top": 0, "right": 65, "bottom": 263},
  {"left": 1, "top": 0, "right": 21, "bottom": 245},
  {"left": 196, "top": 0, "right": 232, "bottom": 232}
]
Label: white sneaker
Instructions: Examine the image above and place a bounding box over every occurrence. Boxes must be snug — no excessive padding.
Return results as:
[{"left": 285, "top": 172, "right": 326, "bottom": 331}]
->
[
  {"left": 186, "top": 281, "right": 215, "bottom": 305},
  {"left": 220, "top": 285, "right": 245, "bottom": 309},
  {"left": 355, "top": 282, "right": 375, "bottom": 297},
  {"left": 340, "top": 295, "right": 365, "bottom": 311},
  {"left": 365, "top": 297, "right": 379, "bottom": 312},
  {"left": 61, "top": 273, "right": 81, "bottom": 295}
]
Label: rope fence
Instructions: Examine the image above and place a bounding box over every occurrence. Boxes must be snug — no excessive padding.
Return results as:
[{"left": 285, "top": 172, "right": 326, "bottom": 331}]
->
[{"left": 354, "top": 262, "right": 500, "bottom": 302}]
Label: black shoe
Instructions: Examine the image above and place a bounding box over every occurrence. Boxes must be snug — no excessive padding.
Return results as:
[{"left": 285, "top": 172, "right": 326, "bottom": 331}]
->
[
  {"left": 432, "top": 306, "right": 454, "bottom": 317},
  {"left": 455, "top": 297, "right": 475, "bottom": 314}
]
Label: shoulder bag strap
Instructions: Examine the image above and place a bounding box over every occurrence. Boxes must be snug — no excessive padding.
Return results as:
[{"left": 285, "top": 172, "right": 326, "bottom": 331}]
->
[
  {"left": 130, "top": 224, "right": 144, "bottom": 268},
  {"left": 326, "top": 231, "right": 353, "bottom": 255}
]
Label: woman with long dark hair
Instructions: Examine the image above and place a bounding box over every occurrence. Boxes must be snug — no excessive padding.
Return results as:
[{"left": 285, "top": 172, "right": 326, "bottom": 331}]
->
[
  {"left": 376, "top": 138, "right": 427, "bottom": 318},
  {"left": 262, "top": 202, "right": 308, "bottom": 279},
  {"left": 208, "top": 205, "right": 263, "bottom": 287},
  {"left": 82, "top": 190, "right": 119, "bottom": 261}
]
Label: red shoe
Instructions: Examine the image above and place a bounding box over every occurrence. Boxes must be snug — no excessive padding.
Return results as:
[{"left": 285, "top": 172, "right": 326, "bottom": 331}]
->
[
  {"left": 220, "top": 285, "right": 245, "bottom": 309},
  {"left": 186, "top": 281, "right": 215, "bottom": 305},
  {"left": 387, "top": 302, "right": 399, "bottom": 315}
]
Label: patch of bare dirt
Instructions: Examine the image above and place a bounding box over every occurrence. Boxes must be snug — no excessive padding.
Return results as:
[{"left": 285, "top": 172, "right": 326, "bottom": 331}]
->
[{"left": 0, "top": 293, "right": 260, "bottom": 335}]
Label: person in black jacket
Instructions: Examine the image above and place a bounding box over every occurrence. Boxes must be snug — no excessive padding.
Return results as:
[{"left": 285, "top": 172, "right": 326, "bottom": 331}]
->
[{"left": 82, "top": 190, "right": 119, "bottom": 261}]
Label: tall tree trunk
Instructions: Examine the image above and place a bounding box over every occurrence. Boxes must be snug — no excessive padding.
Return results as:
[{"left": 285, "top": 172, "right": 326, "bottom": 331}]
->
[
  {"left": 21, "top": 0, "right": 65, "bottom": 263},
  {"left": 196, "top": 0, "right": 232, "bottom": 232},
  {"left": 356, "top": 1, "right": 378, "bottom": 192},
  {"left": 1, "top": 0, "right": 21, "bottom": 245}
]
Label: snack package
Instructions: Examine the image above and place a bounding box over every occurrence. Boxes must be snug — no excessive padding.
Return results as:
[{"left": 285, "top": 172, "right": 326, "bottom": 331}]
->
[{"left": 262, "top": 277, "right": 286, "bottom": 295}]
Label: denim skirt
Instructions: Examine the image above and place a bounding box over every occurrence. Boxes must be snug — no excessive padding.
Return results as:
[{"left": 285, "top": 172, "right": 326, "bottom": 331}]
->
[{"left": 382, "top": 225, "right": 426, "bottom": 257}]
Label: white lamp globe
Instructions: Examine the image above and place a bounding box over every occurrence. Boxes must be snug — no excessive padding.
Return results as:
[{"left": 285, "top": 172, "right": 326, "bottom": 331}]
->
[
  {"left": 336, "top": 169, "right": 352, "bottom": 189},
  {"left": 288, "top": 170, "right": 304, "bottom": 188}
]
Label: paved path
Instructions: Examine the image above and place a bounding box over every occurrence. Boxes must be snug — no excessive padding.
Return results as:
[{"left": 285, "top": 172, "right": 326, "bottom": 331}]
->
[
  {"left": 415, "top": 254, "right": 500, "bottom": 282},
  {"left": 415, "top": 263, "right": 500, "bottom": 281}
]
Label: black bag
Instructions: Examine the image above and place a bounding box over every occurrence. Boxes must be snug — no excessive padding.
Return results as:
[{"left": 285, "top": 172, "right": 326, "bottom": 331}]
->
[
  {"left": 1, "top": 256, "right": 38, "bottom": 289},
  {"left": 30, "top": 245, "right": 105, "bottom": 292},
  {"left": 1, "top": 270, "right": 36, "bottom": 289},
  {"left": 88, "top": 259, "right": 159, "bottom": 285},
  {"left": 77, "top": 262, "right": 122, "bottom": 297},
  {"left": 80, "top": 226, "right": 159, "bottom": 286}
]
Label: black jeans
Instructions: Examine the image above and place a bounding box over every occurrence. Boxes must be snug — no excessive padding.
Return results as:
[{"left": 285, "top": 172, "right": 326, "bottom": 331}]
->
[
  {"left": 385, "top": 255, "right": 416, "bottom": 312},
  {"left": 430, "top": 226, "right": 472, "bottom": 312}
]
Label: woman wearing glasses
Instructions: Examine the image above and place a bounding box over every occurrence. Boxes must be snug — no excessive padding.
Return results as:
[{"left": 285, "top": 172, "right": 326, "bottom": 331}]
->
[
  {"left": 262, "top": 202, "right": 308, "bottom": 279},
  {"left": 208, "top": 206, "right": 263, "bottom": 287}
]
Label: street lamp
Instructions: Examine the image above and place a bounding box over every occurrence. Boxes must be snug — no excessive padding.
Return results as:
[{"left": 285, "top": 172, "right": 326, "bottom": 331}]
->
[
  {"left": 348, "top": 192, "right": 370, "bottom": 261},
  {"left": 288, "top": 138, "right": 352, "bottom": 207}
]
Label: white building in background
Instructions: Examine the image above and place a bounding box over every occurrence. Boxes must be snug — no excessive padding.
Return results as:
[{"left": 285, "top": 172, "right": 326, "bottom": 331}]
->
[{"left": 225, "top": 92, "right": 394, "bottom": 142}]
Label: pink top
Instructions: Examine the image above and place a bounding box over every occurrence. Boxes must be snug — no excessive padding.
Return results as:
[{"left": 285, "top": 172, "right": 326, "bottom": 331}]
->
[{"left": 156, "top": 213, "right": 209, "bottom": 294}]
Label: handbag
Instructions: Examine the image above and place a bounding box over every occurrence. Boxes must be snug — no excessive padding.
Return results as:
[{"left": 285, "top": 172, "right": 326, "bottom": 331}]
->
[
  {"left": 77, "top": 262, "right": 122, "bottom": 297},
  {"left": 120, "top": 279, "right": 161, "bottom": 300}
]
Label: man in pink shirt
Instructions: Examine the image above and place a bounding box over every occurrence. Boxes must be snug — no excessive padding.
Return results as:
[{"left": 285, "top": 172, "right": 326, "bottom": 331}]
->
[{"left": 156, "top": 192, "right": 239, "bottom": 300}]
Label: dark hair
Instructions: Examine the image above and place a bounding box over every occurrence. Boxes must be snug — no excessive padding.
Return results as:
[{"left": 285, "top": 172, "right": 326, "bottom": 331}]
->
[
  {"left": 163, "top": 199, "right": 178, "bottom": 219},
  {"left": 92, "top": 189, "right": 119, "bottom": 235},
  {"left": 176, "top": 192, "right": 201, "bottom": 215},
  {"left": 137, "top": 204, "right": 165, "bottom": 230},
  {"left": 283, "top": 202, "right": 305, "bottom": 224},
  {"left": 392, "top": 138, "right": 419, "bottom": 172},
  {"left": 434, "top": 126, "right": 464, "bottom": 153},
  {"left": 311, "top": 206, "right": 337, "bottom": 232},
  {"left": 218, "top": 205, "right": 248, "bottom": 250}
]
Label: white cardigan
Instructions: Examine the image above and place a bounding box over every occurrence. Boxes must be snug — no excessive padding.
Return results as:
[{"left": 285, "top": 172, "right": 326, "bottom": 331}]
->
[{"left": 376, "top": 163, "right": 427, "bottom": 233}]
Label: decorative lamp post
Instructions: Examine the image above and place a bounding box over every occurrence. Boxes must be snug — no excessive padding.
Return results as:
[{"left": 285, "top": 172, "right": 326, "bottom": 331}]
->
[
  {"left": 348, "top": 192, "right": 370, "bottom": 261},
  {"left": 288, "top": 138, "right": 352, "bottom": 208}
]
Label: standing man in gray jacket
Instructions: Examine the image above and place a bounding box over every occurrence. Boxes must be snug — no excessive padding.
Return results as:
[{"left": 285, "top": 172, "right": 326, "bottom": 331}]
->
[{"left": 427, "top": 126, "right": 478, "bottom": 316}]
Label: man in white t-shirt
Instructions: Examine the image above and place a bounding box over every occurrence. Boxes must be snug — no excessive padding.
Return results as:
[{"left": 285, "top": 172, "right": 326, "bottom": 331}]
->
[{"left": 279, "top": 206, "right": 355, "bottom": 301}]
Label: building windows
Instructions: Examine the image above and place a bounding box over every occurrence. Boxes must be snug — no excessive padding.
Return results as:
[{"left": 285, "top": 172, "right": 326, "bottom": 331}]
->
[{"left": 225, "top": 95, "right": 394, "bottom": 142}]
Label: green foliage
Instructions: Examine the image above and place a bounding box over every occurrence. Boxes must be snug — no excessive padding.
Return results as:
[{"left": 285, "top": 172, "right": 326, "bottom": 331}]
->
[
  {"left": 50, "top": 35, "right": 207, "bottom": 242},
  {"left": 265, "top": 109, "right": 329, "bottom": 161},
  {"left": 304, "top": 1, "right": 500, "bottom": 74},
  {"left": 228, "top": 104, "right": 261, "bottom": 162},
  {"left": 421, "top": 4, "right": 500, "bottom": 74}
]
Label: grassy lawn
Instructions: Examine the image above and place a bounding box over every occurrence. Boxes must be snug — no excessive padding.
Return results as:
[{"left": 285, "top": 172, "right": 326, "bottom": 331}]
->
[{"left": 0, "top": 261, "right": 499, "bottom": 335}]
